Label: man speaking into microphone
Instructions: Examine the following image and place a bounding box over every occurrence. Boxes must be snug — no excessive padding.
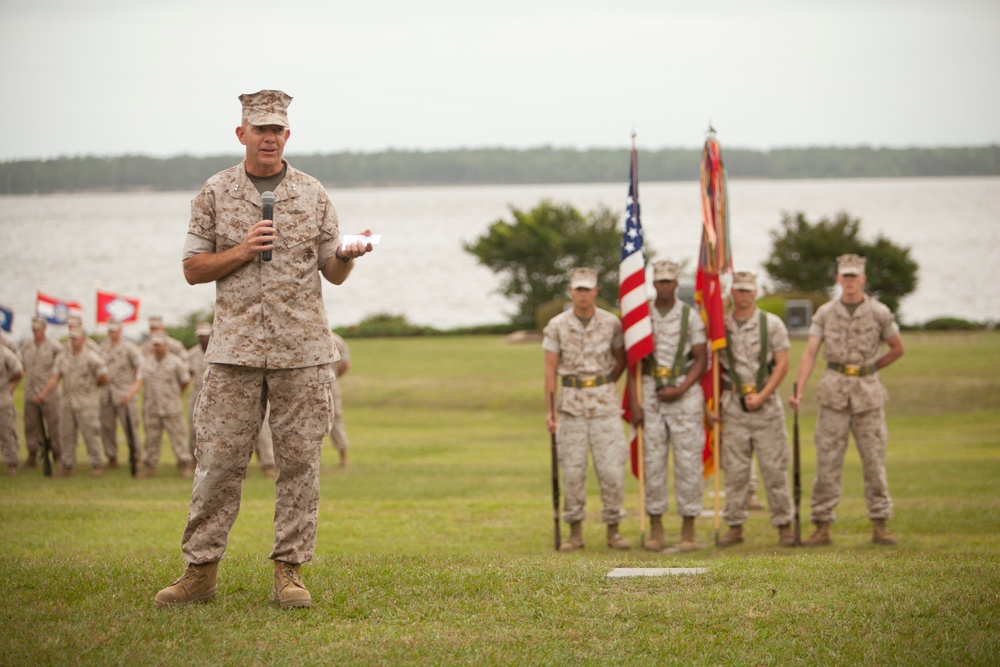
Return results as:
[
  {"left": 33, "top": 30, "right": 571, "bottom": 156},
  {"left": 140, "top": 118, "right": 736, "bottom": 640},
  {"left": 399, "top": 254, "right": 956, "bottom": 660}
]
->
[{"left": 157, "top": 90, "right": 375, "bottom": 610}]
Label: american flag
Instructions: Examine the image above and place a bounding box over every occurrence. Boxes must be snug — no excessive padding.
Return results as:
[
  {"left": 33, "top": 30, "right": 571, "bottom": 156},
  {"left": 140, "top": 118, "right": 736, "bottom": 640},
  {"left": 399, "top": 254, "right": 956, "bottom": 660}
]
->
[{"left": 618, "top": 143, "right": 654, "bottom": 369}]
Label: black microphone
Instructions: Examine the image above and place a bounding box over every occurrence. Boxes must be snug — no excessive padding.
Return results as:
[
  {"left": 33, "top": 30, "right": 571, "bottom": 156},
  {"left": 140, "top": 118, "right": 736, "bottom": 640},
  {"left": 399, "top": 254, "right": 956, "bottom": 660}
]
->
[{"left": 261, "top": 190, "right": 275, "bottom": 262}]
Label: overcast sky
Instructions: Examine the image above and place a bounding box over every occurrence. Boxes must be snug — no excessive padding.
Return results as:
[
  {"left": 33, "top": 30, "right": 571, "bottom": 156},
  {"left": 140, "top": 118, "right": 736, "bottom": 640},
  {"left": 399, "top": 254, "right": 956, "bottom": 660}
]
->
[{"left": 1, "top": 0, "right": 997, "bottom": 161}]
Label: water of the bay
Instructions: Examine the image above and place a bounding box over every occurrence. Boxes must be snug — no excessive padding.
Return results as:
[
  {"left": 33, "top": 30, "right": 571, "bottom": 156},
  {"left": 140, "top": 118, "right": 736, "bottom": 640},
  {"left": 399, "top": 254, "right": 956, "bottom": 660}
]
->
[{"left": 2, "top": 177, "right": 998, "bottom": 343}]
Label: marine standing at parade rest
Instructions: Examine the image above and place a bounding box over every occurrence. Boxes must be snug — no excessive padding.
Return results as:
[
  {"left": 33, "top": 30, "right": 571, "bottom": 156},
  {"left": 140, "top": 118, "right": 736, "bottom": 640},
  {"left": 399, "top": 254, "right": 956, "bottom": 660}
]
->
[
  {"left": 20, "top": 317, "right": 64, "bottom": 469},
  {"left": 714, "top": 271, "right": 795, "bottom": 547},
  {"left": 1, "top": 345, "right": 24, "bottom": 476},
  {"left": 35, "top": 329, "right": 110, "bottom": 477},
  {"left": 544, "top": 267, "right": 630, "bottom": 552},
  {"left": 138, "top": 333, "right": 193, "bottom": 478},
  {"left": 99, "top": 319, "right": 143, "bottom": 469},
  {"left": 329, "top": 332, "right": 352, "bottom": 467},
  {"left": 186, "top": 322, "right": 212, "bottom": 456},
  {"left": 627, "top": 260, "right": 708, "bottom": 552},
  {"left": 155, "top": 89, "right": 374, "bottom": 609},
  {"left": 790, "top": 254, "right": 905, "bottom": 546}
]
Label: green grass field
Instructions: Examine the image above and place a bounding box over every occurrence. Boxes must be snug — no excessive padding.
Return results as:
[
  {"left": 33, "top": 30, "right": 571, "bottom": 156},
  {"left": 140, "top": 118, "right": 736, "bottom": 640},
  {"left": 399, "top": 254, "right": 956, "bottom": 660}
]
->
[{"left": 2, "top": 331, "right": 998, "bottom": 666}]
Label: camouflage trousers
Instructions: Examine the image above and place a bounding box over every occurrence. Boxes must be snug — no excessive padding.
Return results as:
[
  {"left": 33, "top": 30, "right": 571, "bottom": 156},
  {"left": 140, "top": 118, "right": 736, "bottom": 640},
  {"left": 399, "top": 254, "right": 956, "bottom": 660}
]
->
[
  {"left": 100, "top": 392, "right": 139, "bottom": 461},
  {"left": 557, "top": 413, "right": 627, "bottom": 525},
  {"left": 329, "top": 381, "right": 349, "bottom": 454},
  {"left": 59, "top": 403, "right": 104, "bottom": 469},
  {"left": 23, "top": 394, "right": 61, "bottom": 458},
  {"left": 187, "top": 386, "right": 200, "bottom": 457},
  {"left": 720, "top": 396, "right": 793, "bottom": 527},
  {"left": 143, "top": 411, "right": 192, "bottom": 469},
  {"left": 182, "top": 363, "right": 334, "bottom": 565},
  {"left": 642, "top": 403, "right": 704, "bottom": 518},
  {"left": 811, "top": 404, "right": 892, "bottom": 523},
  {"left": 0, "top": 395, "right": 19, "bottom": 466}
]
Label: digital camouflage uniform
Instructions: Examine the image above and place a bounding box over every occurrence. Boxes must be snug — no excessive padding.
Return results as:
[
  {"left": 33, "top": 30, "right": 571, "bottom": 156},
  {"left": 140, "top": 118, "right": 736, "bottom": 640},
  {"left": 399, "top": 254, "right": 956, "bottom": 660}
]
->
[
  {"left": 180, "top": 159, "right": 339, "bottom": 565},
  {"left": 53, "top": 346, "right": 109, "bottom": 469},
  {"left": 20, "top": 336, "right": 63, "bottom": 460},
  {"left": 809, "top": 296, "right": 898, "bottom": 523},
  {"left": 141, "top": 352, "right": 192, "bottom": 470},
  {"left": 720, "top": 307, "right": 793, "bottom": 528},
  {"left": 641, "top": 301, "right": 707, "bottom": 518},
  {"left": 0, "top": 346, "right": 23, "bottom": 467},
  {"left": 99, "top": 336, "right": 143, "bottom": 461},
  {"left": 542, "top": 308, "right": 627, "bottom": 525}
]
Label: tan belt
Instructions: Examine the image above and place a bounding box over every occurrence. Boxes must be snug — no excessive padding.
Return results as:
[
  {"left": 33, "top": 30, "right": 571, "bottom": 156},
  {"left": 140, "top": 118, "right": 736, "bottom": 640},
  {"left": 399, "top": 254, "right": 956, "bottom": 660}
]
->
[
  {"left": 827, "top": 362, "right": 877, "bottom": 377},
  {"left": 561, "top": 374, "right": 614, "bottom": 389}
]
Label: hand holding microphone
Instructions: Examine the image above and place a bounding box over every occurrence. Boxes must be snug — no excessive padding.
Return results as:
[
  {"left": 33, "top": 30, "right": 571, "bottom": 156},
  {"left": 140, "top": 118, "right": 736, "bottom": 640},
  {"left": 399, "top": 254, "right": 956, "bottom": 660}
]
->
[{"left": 261, "top": 191, "right": 275, "bottom": 262}]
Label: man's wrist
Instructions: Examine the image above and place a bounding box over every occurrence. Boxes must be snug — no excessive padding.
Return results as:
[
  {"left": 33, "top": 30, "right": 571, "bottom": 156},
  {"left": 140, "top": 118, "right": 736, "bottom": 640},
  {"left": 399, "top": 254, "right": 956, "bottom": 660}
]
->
[{"left": 334, "top": 247, "right": 353, "bottom": 263}]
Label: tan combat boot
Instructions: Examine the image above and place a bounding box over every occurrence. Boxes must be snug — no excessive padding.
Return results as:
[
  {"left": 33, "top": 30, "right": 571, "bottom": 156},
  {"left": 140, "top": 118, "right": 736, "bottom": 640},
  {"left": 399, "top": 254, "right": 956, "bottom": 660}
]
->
[
  {"left": 558, "top": 521, "right": 584, "bottom": 552},
  {"left": 606, "top": 523, "right": 630, "bottom": 550},
  {"left": 272, "top": 561, "right": 312, "bottom": 609},
  {"left": 871, "top": 519, "right": 897, "bottom": 545},
  {"left": 746, "top": 495, "right": 765, "bottom": 511},
  {"left": 154, "top": 562, "right": 218, "bottom": 608},
  {"left": 643, "top": 515, "right": 666, "bottom": 552},
  {"left": 26, "top": 452, "right": 37, "bottom": 468},
  {"left": 778, "top": 523, "right": 796, "bottom": 547},
  {"left": 717, "top": 524, "right": 744, "bottom": 548},
  {"left": 802, "top": 522, "right": 832, "bottom": 547},
  {"left": 678, "top": 516, "right": 701, "bottom": 552},
  {"left": 137, "top": 464, "right": 156, "bottom": 478}
]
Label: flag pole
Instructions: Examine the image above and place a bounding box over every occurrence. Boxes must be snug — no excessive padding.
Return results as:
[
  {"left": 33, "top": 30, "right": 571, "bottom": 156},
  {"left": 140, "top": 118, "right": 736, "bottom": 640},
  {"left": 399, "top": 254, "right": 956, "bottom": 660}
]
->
[
  {"left": 712, "top": 354, "right": 722, "bottom": 545},
  {"left": 634, "top": 364, "right": 646, "bottom": 547}
]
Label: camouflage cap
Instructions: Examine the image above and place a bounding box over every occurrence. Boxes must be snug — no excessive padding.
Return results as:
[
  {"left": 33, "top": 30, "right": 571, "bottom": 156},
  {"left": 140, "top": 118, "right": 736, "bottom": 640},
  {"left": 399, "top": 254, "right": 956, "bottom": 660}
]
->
[
  {"left": 195, "top": 322, "right": 212, "bottom": 337},
  {"left": 107, "top": 319, "right": 122, "bottom": 332},
  {"left": 150, "top": 332, "right": 168, "bottom": 345},
  {"left": 148, "top": 315, "right": 164, "bottom": 329},
  {"left": 31, "top": 316, "right": 47, "bottom": 330},
  {"left": 69, "top": 328, "right": 87, "bottom": 340},
  {"left": 652, "top": 261, "right": 680, "bottom": 282},
  {"left": 569, "top": 267, "right": 598, "bottom": 289},
  {"left": 239, "top": 89, "right": 292, "bottom": 128},
  {"left": 732, "top": 270, "right": 758, "bottom": 291},
  {"left": 67, "top": 315, "right": 83, "bottom": 327},
  {"left": 837, "top": 253, "right": 866, "bottom": 276}
]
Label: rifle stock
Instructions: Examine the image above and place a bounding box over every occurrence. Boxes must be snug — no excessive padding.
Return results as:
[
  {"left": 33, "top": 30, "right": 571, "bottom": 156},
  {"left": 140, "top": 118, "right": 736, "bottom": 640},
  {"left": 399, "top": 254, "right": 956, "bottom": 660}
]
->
[
  {"left": 792, "top": 382, "right": 801, "bottom": 546},
  {"left": 549, "top": 391, "right": 560, "bottom": 551},
  {"left": 124, "top": 407, "right": 139, "bottom": 477},
  {"left": 38, "top": 410, "right": 53, "bottom": 477}
]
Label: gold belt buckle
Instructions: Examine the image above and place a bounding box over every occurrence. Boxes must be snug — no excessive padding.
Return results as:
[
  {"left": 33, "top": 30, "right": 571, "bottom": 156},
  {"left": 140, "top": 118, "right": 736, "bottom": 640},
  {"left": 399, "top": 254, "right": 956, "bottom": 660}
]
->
[
  {"left": 654, "top": 367, "right": 670, "bottom": 378},
  {"left": 581, "top": 377, "right": 598, "bottom": 388},
  {"left": 741, "top": 383, "right": 756, "bottom": 396},
  {"left": 844, "top": 364, "right": 861, "bottom": 377}
]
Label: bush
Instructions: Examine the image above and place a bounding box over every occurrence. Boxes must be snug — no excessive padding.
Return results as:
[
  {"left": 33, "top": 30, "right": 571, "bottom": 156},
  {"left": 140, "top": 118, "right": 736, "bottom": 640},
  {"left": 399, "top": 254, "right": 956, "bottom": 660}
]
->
[
  {"left": 335, "top": 312, "right": 439, "bottom": 338},
  {"left": 922, "top": 317, "right": 986, "bottom": 331}
]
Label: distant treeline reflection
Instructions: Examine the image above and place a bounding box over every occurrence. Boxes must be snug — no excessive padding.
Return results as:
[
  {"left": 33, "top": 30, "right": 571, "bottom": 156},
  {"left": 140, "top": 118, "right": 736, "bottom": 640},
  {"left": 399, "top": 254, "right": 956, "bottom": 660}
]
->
[{"left": 2, "top": 144, "right": 998, "bottom": 194}]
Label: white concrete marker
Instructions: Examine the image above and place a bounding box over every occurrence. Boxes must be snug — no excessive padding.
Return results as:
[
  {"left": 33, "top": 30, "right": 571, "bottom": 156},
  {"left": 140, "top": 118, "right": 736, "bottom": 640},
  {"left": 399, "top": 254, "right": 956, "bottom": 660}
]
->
[{"left": 607, "top": 567, "right": 708, "bottom": 578}]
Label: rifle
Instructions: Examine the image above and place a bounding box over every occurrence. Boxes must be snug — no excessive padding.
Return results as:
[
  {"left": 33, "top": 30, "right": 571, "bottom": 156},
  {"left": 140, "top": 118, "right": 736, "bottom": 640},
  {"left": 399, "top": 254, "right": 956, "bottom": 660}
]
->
[
  {"left": 549, "top": 391, "right": 561, "bottom": 551},
  {"left": 124, "top": 407, "right": 139, "bottom": 477},
  {"left": 792, "top": 382, "right": 801, "bottom": 546},
  {"left": 38, "top": 410, "right": 53, "bottom": 477}
]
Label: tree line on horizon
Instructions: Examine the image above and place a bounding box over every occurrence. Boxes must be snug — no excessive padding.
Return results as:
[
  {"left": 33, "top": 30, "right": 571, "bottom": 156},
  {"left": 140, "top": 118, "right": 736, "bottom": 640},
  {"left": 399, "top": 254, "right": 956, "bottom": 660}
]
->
[{"left": 1, "top": 144, "right": 998, "bottom": 195}]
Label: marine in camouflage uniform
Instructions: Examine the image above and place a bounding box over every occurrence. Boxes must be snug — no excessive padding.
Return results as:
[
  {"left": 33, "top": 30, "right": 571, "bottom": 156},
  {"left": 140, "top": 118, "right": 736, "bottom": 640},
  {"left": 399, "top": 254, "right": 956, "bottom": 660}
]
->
[
  {"left": 329, "top": 332, "right": 352, "bottom": 466},
  {"left": 20, "top": 317, "right": 63, "bottom": 468},
  {"left": 1, "top": 345, "right": 24, "bottom": 475},
  {"left": 156, "top": 90, "right": 375, "bottom": 609},
  {"left": 139, "top": 333, "right": 192, "bottom": 477},
  {"left": 544, "top": 267, "right": 630, "bottom": 552},
  {"left": 790, "top": 254, "right": 905, "bottom": 546},
  {"left": 715, "top": 271, "right": 794, "bottom": 547},
  {"left": 186, "top": 322, "right": 211, "bottom": 456},
  {"left": 140, "top": 315, "right": 189, "bottom": 363},
  {"left": 35, "top": 329, "right": 110, "bottom": 476},
  {"left": 627, "top": 261, "right": 708, "bottom": 552},
  {"left": 99, "top": 320, "right": 143, "bottom": 468}
]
